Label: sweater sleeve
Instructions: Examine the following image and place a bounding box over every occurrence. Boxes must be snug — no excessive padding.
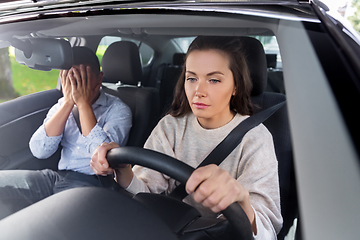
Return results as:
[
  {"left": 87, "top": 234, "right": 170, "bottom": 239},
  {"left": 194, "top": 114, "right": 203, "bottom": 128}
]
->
[
  {"left": 237, "top": 124, "right": 283, "bottom": 239},
  {"left": 126, "top": 118, "right": 175, "bottom": 195}
]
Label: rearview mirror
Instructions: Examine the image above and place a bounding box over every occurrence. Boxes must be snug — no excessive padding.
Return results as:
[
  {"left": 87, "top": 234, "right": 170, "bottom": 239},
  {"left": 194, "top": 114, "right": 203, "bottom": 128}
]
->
[{"left": 13, "top": 38, "right": 72, "bottom": 71}]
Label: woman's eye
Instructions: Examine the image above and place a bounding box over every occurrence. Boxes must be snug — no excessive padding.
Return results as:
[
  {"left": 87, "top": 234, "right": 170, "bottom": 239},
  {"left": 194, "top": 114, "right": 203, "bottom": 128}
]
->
[
  {"left": 209, "top": 79, "right": 220, "bottom": 83},
  {"left": 186, "top": 77, "right": 197, "bottom": 82}
]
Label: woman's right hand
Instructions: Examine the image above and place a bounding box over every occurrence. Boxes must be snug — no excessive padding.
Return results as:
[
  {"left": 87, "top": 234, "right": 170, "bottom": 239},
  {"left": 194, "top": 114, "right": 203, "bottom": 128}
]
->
[
  {"left": 91, "top": 142, "right": 119, "bottom": 176},
  {"left": 90, "top": 142, "right": 134, "bottom": 188}
]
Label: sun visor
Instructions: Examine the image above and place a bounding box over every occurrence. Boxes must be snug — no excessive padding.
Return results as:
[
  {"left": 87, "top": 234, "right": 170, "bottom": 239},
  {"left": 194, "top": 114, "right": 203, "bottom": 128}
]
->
[{"left": 13, "top": 38, "right": 72, "bottom": 71}]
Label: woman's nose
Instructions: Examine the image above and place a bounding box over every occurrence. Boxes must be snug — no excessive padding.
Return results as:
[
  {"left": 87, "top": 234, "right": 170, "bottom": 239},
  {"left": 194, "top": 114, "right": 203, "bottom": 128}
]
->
[{"left": 194, "top": 79, "right": 206, "bottom": 97}]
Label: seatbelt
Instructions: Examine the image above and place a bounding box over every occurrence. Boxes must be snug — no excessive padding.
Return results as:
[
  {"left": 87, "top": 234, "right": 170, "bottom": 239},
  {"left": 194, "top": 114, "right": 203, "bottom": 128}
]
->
[
  {"left": 169, "top": 100, "right": 286, "bottom": 200},
  {"left": 71, "top": 105, "right": 121, "bottom": 191},
  {"left": 72, "top": 105, "right": 82, "bottom": 134}
]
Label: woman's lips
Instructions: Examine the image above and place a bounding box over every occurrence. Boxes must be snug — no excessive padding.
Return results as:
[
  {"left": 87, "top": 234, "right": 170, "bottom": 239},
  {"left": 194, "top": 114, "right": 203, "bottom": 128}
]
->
[{"left": 193, "top": 102, "right": 210, "bottom": 109}]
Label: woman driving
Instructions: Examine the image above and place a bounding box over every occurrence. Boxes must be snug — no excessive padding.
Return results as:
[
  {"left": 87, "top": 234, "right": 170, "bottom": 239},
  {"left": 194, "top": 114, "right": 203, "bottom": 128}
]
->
[{"left": 91, "top": 36, "right": 283, "bottom": 239}]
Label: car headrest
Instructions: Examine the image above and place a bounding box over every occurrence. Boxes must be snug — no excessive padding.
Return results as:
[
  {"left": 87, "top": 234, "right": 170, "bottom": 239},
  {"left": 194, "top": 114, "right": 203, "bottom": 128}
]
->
[
  {"left": 173, "top": 53, "right": 185, "bottom": 66},
  {"left": 101, "top": 41, "right": 142, "bottom": 85},
  {"left": 266, "top": 54, "right": 277, "bottom": 69},
  {"left": 239, "top": 37, "right": 267, "bottom": 96}
]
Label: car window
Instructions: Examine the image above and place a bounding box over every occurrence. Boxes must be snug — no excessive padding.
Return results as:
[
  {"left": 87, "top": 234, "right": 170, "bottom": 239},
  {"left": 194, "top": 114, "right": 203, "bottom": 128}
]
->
[
  {"left": 173, "top": 37, "right": 196, "bottom": 53},
  {"left": 255, "top": 36, "right": 282, "bottom": 69},
  {"left": 96, "top": 36, "right": 155, "bottom": 67},
  {"left": 0, "top": 46, "right": 60, "bottom": 103},
  {"left": 173, "top": 36, "right": 282, "bottom": 69}
]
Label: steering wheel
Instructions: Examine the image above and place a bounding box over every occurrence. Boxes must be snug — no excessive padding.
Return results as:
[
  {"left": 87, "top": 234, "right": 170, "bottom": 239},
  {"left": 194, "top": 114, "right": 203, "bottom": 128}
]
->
[
  {"left": 0, "top": 146, "right": 252, "bottom": 240},
  {"left": 107, "top": 146, "right": 253, "bottom": 240}
]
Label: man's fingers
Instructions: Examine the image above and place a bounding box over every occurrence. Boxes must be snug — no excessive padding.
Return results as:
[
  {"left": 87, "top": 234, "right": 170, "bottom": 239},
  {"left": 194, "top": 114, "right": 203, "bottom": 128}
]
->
[
  {"left": 79, "top": 64, "right": 88, "bottom": 87},
  {"left": 86, "top": 65, "right": 92, "bottom": 88},
  {"left": 67, "top": 69, "right": 76, "bottom": 86},
  {"left": 72, "top": 67, "right": 81, "bottom": 88},
  {"left": 60, "top": 69, "right": 68, "bottom": 81},
  {"left": 61, "top": 70, "right": 69, "bottom": 88}
]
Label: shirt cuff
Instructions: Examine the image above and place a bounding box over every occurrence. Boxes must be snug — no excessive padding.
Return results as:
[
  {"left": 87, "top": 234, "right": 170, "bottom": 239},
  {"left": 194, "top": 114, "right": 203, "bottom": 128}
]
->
[
  {"left": 252, "top": 206, "right": 275, "bottom": 240},
  {"left": 125, "top": 174, "right": 149, "bottom": 195},
  {"left": 29, "top": 125, "right": 63, "bottom": 158}
]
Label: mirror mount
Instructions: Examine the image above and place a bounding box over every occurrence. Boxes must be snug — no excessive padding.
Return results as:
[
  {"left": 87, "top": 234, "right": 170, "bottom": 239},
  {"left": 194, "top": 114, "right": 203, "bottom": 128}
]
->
[{"left": 11, "top": 38, "right": 32, "bottom": 59}]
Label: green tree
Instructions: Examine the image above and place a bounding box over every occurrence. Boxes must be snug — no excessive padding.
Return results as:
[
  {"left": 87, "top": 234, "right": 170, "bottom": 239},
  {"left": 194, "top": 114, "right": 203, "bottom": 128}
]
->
[
  {"left": 0, "top": 47, "right": 14, "bottom": 99},
  {"left": 348, "top": 0, "right": 360, "bottom": 32}
]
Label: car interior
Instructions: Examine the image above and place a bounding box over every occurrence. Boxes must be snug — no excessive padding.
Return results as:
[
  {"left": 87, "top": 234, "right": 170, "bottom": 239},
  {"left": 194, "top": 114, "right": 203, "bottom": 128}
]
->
[{"left": 0, "top": 9, "right": 310, "bottom": 239}]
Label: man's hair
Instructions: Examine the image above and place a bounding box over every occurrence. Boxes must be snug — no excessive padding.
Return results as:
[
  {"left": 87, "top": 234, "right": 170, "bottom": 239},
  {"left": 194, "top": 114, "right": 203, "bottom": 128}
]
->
[
  {"left": 72, "top": 46, "right": 100, "bottom": 75},
  {"left": 169, "top": 36, "right": 253, "bottom": 117}
]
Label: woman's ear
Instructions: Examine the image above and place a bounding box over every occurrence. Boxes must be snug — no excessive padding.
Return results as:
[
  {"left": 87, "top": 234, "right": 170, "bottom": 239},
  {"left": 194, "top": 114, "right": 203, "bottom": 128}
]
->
[{"left": 232, "top": 87, "right": 236, "bottom": 96}]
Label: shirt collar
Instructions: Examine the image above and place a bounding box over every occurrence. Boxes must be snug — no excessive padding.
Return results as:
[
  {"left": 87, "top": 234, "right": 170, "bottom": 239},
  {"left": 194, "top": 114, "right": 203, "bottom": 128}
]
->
[{"left": 93, "top": 89, "right": 107, "bottom": 107}]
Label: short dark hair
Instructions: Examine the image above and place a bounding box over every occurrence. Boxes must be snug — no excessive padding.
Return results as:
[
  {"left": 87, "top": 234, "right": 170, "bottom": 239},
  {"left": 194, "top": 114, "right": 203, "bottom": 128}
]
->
[
  {"left": 169, "top": 36, "right": 253, "bottom": 117},
  {"left": 72, "top": 46, "right": 100, "bottom": 75}
]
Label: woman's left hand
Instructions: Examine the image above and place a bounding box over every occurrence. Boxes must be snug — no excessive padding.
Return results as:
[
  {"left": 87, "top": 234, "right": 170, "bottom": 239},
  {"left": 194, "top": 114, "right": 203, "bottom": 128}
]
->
[{"left": 186, "top": 164, "right": 256, "bottom": 233}]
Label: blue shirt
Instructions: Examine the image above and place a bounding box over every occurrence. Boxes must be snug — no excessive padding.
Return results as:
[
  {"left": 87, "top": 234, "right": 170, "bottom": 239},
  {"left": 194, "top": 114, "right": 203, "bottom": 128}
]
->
[{"left": 29, "top": 90, "right": 132, "bottom": 175}]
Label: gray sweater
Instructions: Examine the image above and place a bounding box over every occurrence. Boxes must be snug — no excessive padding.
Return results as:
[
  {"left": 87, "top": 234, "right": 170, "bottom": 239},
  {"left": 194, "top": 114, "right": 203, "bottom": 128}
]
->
[{"left": 126, "top": 113, "right": 283, "bottom": 239}]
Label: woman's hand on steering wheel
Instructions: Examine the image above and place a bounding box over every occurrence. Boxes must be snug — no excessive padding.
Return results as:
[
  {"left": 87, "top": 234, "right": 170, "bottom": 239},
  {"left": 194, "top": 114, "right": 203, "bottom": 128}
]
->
[
  {"left": 91, "top": 142, "right": 133, "bottom": 188},
  {"left": 186, "top": 164, "right": 257, "bottom": 234},
  {"left": 91, "top": 142, "right": 118, "bottom": 176}
]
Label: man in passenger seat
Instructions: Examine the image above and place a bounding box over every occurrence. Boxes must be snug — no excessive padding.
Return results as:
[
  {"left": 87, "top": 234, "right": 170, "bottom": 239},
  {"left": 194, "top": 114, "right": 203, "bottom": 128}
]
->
[{"left": 0, "top": 46, "right": 132, "bottom": 220}]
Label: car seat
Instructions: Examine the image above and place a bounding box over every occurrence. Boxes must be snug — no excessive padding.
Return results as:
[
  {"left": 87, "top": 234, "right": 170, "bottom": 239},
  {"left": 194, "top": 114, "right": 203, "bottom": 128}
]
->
[
  {"left": 240, "top": 36, "right": 299, "bottom": 239},
  {"left": 101, "top": 41, "right": 160, "bottom": 147},
  {"left": 266, "top": 53, "right": 285, "bottom": 94},
  {"left": 157, "top": 53, "right": 185, "bottom": 116}
]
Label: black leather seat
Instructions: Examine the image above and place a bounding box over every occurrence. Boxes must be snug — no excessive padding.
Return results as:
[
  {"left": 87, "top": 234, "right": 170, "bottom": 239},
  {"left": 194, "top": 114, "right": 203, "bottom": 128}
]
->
[
  {"left": 157, "top": 53, "right": 185, "bottom": 116},
  {"left": 240, "top": 36, "right": 299, "bottom": 239},
  {"left": 101, "top": 41, "right": 160, "bottom": 147},
  {"left": 266, "top": 53, "right": 285, "bottom": 94}
]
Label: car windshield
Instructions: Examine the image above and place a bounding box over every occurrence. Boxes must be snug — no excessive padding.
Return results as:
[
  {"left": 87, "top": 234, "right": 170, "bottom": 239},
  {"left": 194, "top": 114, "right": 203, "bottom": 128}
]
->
[{"left": 0, "top": 1, "right": 359, "bottom": 240}]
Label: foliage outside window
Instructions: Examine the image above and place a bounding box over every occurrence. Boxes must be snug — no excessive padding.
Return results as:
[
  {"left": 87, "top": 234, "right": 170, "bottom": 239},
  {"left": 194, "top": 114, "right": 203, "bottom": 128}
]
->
[{"left": 0, "top": 47, "right": 59, "bottom": 103}]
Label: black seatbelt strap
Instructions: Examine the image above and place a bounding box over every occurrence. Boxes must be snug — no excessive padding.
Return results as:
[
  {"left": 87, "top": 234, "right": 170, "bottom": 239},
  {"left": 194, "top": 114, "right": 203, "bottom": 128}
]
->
[
  {"left": 169, "top": 100, "right": 286, "bottom": 200},
  {"left": 72, "top": 105, "right": 82, "bottom": 134}
]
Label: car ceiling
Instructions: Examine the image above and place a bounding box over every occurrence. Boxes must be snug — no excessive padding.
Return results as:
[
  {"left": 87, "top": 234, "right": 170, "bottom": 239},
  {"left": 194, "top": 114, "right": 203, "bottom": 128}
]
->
[
  {"left": 0, "top": 0, "right": 319, "bottom": 39},
  {"left": 0, "top": 13, "right": 279, "bottom": 47}
]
